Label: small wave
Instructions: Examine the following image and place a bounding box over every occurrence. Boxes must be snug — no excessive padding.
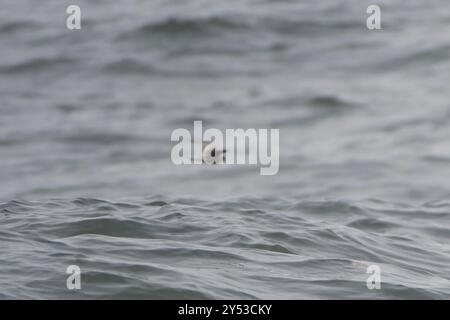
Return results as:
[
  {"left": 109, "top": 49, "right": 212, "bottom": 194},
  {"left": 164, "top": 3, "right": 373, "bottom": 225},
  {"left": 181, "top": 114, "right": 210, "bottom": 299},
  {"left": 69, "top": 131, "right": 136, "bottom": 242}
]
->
[
  {"left": 118, "top": 15, "right": 249, "bottom": 40},
  {"left": 260, "top": 93, "right": 356, "bottom": 109},
  {"left": 0, "top": 57, "right": 75, "bottom": 74},
  {"left": 101, "top": 58, "right": 156, "bottom": 74},
  {"left": 0, "top": 21, "right": 39, "bottom": 34},
  {"left": 57, "top": 132, "right": 145, "bottom": 145},
  {"left": 116, "top": 13, "right": 362, "bottom": 45},
  {"left": 347, "top": 217, "right": 400, "bottom": 232},
  {"left": 372, "top": 44, "right": 450, "bottom": 72},
  {"left": 307, "top": 95, "right": 355, "bottom": 108}
]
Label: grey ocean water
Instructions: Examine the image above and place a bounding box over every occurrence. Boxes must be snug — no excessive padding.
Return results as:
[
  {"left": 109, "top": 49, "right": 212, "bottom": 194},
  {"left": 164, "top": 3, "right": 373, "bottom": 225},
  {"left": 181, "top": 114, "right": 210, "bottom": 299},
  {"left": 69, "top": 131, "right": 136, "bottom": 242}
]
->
[{"left": 1, "top": 0, "right": 450, "bottom": 299}]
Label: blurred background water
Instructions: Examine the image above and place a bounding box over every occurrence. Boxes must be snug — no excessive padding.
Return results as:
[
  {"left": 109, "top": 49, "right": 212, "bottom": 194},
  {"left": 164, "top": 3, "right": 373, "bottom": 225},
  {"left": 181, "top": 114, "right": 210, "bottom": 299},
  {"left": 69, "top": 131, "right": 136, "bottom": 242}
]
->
[{"left": 0, "top": 0, "right": 449, "bottom": 299}]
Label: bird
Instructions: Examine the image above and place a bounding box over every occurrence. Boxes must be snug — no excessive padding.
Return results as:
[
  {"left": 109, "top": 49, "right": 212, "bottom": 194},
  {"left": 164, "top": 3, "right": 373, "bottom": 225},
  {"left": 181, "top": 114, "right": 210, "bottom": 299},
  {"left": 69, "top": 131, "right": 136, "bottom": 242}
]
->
[{"left": 202, "top": 142, "right": 226, "bottom": 164}]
